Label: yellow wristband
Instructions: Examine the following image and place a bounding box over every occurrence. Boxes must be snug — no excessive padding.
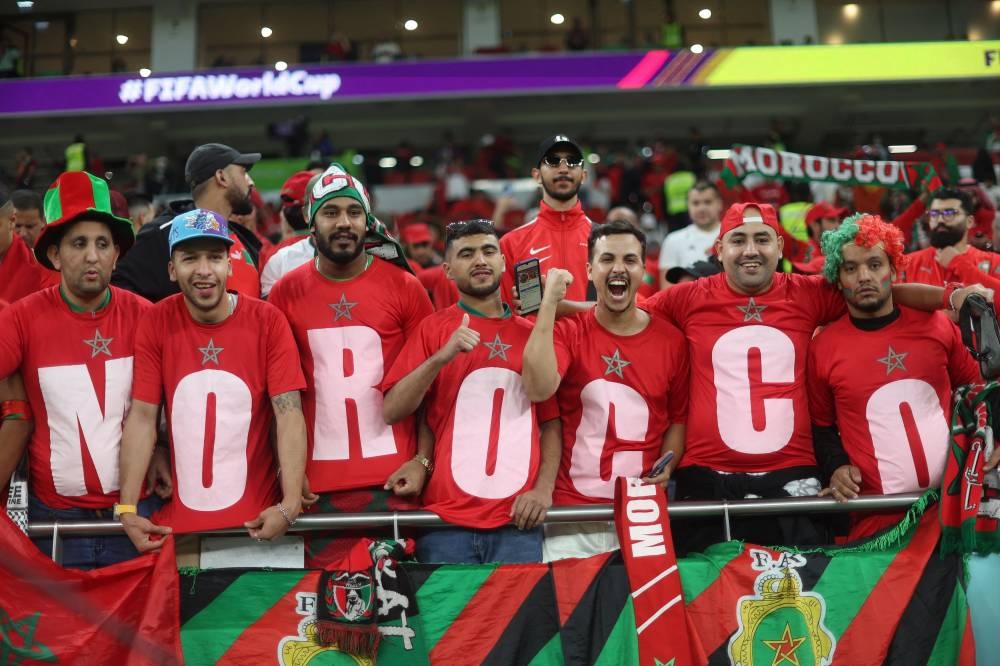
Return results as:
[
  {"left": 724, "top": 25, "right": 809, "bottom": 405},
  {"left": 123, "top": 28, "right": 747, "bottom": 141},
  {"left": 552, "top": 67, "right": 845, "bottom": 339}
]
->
[{"left": 113, "top": 504, "right": 138, "bottom": 520}]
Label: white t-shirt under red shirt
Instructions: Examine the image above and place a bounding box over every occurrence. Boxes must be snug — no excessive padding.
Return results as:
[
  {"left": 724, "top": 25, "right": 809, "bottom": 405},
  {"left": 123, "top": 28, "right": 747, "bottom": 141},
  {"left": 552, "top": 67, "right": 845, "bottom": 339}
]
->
[
  {"left": 551, "top": 309, "right": 689, "bottom": 505},
  {"left": 0, "top": 286, "right": 151, "bottom": 509},
  {"left": 383, "top": 304, "right": 558, "bottom": 529},
  {"left": 268, "top": 258, "right": 433, "bottom": 494},
  {"left": 645, "top": 272, "right": 845, "bottom": 474},
  {"left": 131, "top": 294, "right": 305, "bottom": 532}
]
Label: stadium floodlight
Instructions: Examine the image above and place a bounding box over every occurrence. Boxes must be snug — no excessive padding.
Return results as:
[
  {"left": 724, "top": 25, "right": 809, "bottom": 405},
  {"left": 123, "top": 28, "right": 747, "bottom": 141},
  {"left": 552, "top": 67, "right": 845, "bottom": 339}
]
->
[
  {"left": 274, "top": 60, "right": 288, "bottom": 71},
  {"left": 260, "top": 26, "right": 273, "bottom": 38},
  {"left": 404, "top": 19, "right": 418, "bottom": 31},
  {"left": 690, "top": 43, "right": 704, "bottom": 54},
  {"left": 139, "top": 68, "right": 151, "bottom": 78},
  {"left": 550, "top": 13, "right": 565, "bottom": 25},
  {"left": 116, "top": 34, "right": 128, "bottom": 45},
  {"left": 698, "top": 8, "right": 712, "bottom": 19}
]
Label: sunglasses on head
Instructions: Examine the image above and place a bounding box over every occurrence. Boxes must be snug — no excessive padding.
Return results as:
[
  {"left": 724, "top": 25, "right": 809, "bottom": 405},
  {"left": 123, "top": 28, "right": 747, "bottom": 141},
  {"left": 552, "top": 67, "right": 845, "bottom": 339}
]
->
[{"left": 542, "top": 154, "right": 584, "bottom": 169}]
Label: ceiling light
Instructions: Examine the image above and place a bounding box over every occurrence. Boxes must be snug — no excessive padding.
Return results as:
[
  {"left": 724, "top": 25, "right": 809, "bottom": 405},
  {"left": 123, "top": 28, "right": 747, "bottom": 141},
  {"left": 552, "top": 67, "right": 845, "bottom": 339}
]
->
[
  {"left": 379, "top": 157, "right": 398, "bottom": 169},
  {"left": 587, "top": 153, "right": 600, "bottom": 164},
  {"left": 550, "top": 13, "right": 565, "bottom": 25},
  {"left": 887, "top": 145, "right": 917, "bottom": 154},
  {"left": 260, "top": 26, "right": 273, "bottom": 38},
  {"left": 274, "top": 60, "right": 288, "bottom": 71},
  {"left": 698, "top": 8, "right": 712, "bottom": 19},
  {"left": 17, "top": 1, "right": 34, "bottom": 8},
  {"left": 404, "top": 19, "right": 418, "bottom": 31},
  {"left": 409, "top": 156, "right": 424, "bottom": 167},
  {"left": 706, "top": 149, "right": 731, "bottom": 160},
  {"left": 139, "top": 67, "right": 151, "bottom": 78},
  {"left": 843, "top": 3, "right": 859, "bottom": 20},
  {"left": 352, "top": 154, "right": 365, "bottom": 165},
  {"left": 690, "top": 43, "right": 704, "bottom": 54},
  {"left": 116, "top": 34, "right": 129, "bottom": 45}
]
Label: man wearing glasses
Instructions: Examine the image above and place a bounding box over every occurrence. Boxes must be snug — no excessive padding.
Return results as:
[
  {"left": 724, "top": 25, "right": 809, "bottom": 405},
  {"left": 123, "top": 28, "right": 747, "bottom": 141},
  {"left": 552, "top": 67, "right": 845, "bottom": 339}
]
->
[
  {"left": 898, "top": 187, "right": 1000, "bottom": 286},
  {"left": 499, "top": 135, "right": 595, "bottom": 305}
]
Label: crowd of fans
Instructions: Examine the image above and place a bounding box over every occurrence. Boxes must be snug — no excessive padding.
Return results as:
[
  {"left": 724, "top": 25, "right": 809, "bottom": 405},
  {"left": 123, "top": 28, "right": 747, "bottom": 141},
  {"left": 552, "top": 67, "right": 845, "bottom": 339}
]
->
[{"left": 1, "top": 127, "right": 1000, "bottom": 574}]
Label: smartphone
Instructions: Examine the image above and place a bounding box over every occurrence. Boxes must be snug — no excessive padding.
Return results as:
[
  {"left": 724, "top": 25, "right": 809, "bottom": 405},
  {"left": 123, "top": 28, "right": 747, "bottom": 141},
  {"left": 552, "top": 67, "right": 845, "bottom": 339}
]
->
[
  {"left": 515, "top": 258, "right": 543, "bottom": 315},
  {"left": 645, "top": 451, "right": 674, "bottom": 478}
]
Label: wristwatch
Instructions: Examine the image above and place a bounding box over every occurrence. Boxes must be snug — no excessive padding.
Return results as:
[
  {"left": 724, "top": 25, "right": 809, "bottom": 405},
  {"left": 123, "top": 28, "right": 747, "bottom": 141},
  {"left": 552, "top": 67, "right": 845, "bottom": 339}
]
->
[
  {"left": 113, "top": 503, "right": 137, "bottom": 520},
  {"left": 412, "top": 454, "right": 434, "bottom": 474}
]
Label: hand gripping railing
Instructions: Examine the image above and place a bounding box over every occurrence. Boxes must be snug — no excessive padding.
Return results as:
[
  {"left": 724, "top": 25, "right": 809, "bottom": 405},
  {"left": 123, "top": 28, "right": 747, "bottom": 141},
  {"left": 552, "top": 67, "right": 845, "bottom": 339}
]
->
[{"left": 27, "top": 492, "right": 925, "bottom": 564}]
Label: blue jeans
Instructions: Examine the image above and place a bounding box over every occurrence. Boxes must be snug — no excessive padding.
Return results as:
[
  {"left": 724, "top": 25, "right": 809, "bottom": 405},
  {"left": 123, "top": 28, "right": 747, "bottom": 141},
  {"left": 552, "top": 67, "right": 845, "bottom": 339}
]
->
[
  {"left": 29, "top": 493, "right": 163, "bottom": 570},
  {"left": 417, "top": 525, "right": 542, "bottom": 564}
]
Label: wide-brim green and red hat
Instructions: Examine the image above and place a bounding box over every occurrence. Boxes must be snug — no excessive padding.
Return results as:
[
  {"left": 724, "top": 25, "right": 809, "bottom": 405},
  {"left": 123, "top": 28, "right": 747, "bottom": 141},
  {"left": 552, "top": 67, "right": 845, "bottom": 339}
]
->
[{"left": 34, "top": 171, "right": 135, "bottom": 270}]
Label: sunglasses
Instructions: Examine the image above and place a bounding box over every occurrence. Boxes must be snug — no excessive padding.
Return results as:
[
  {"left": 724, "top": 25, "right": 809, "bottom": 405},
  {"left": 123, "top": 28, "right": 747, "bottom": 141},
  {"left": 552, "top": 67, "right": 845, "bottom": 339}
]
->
[
  {"left": 926, "top": 208, "right": 964, "bottom": 221},
  {"left": 542, "top": 154, "right": 584, "bottom": 169}
]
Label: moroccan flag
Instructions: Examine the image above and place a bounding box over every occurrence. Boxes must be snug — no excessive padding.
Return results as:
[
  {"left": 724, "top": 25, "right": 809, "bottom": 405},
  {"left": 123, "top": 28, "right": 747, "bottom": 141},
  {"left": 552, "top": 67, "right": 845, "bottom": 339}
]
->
[
  {"left": 941, "top": 382, "right": 1000, "bottom": 554},
  {"left": 0, "top": 515, "right": 182, "bottom": 665}
]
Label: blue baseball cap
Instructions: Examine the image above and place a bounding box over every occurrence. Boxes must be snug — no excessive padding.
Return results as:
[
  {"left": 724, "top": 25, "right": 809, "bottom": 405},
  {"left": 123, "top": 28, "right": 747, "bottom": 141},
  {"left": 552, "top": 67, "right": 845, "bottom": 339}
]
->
[{"left": 168, "top": 208, "right": 234, "bottom": 253}]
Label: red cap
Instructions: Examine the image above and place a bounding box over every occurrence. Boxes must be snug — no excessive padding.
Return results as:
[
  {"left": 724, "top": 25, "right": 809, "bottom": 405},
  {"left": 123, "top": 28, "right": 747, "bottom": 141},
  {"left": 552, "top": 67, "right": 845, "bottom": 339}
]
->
[
  {"left": 719, "top": 202, "right": 782, "bottom": 239},
  {"left": 805, "top": 201, "right": 848, "bottom": 225},
  {"left": 280, "top": 170, "right": 313, "bottom": 207},
  {"left": 400, "top": 223, "right": 433, "bottom": 245}
]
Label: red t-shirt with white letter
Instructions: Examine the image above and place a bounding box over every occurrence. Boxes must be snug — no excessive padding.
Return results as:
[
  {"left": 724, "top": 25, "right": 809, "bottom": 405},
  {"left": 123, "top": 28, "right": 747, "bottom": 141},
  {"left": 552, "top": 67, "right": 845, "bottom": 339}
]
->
[{"left": 131, "top": 294, "right": 305, "bottom": 532}]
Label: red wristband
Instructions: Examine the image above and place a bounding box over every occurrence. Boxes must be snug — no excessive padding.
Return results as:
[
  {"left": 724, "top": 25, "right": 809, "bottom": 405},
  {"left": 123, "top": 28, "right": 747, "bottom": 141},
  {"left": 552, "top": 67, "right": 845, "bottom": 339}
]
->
[
  {"left": 1, "top": 399, "right": 32, "bottom": 422},
  {"left": 942, "top": 282, "right": 963, "bottom": 311}
]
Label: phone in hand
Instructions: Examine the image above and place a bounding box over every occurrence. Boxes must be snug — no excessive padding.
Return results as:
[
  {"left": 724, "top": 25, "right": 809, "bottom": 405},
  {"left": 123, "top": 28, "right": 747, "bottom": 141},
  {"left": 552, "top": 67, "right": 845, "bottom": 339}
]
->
[
  {"left": 514, "top": 258, "right": 543, "bottom": 315},
  {"left": 645, "top": 451, "right": 674, "bottom": 479}
]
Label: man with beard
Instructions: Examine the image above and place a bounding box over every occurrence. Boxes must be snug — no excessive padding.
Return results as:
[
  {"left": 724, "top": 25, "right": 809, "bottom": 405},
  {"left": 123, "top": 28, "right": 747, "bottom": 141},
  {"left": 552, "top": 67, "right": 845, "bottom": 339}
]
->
[
  {"left": 268, "top": 164, "right": 433, "bottom": 566},
  {"left": 898, "top": 187, "right": 1000, "bottom": 287},
  {"left": 808, "top": 214, "right": 979, "bottom": 540},
  {"left": 657, "top": 181, "right": 723, "bottom": 288},
  {"left": 382, "top": 219, "right": 561, "bottom": 563},
  {"left": 643, "top": 203, "right": 988, "bottom": 554},
  {"left": 112, "top": 143, "right": 263, "bottom": 301},
  {"left": 499, "top": 134, "right": 594, "bottom": 305},
  {"left": 0, "top": 172, "right": 154, "bottom": 568},
  {"left": 522, "top": 220, "right": 689, "bottom": 560},
  {"left": 118, "top": 209, "right": 308, "bottom": 551}
]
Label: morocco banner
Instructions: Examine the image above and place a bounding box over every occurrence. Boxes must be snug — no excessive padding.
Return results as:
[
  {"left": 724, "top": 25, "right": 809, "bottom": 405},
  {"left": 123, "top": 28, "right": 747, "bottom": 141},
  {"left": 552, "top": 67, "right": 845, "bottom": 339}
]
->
[
  {"left": 178, "top": 503, "right": 971, "bottom": 665},
  {"left": 0, "top": 515, "right": 182, "bottom": 665},
  {"left": 720, "top": 144, "right": 942, "bottom": 192}
]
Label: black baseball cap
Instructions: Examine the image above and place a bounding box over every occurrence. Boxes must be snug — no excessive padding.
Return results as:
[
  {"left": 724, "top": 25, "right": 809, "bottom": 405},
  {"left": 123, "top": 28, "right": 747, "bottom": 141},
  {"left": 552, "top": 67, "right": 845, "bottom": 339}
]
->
[
  {"left": 184, "top": 143, "right": 261, "bottom": 189},
  {"left": 666, "top": 259, "right": 722, "bottom": 284},
  {"left": 536, "top": 134, "right": 583, "bottom": 167}
]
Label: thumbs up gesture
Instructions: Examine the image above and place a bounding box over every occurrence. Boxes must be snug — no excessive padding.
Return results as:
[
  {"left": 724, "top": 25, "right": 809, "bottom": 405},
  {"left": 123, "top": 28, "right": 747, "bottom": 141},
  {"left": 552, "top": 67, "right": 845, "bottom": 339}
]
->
[{"left": 440, "top": 312, "right": 480, "bottom": 362}]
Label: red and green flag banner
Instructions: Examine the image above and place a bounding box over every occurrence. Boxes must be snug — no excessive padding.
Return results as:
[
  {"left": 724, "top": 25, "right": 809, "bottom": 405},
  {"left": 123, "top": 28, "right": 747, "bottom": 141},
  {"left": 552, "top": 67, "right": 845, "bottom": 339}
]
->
[
  {"left": 942, "top": 382, "right": 1000, "bottom": 554},
  {"left": 177, "top": 498, "right": 972, "bottom": 665},
  {"left": 0, "top": 515, "right": 182, "bottom": 665},
  {"left": 719, "top": 144, "right": 942, "bottom": 193}
]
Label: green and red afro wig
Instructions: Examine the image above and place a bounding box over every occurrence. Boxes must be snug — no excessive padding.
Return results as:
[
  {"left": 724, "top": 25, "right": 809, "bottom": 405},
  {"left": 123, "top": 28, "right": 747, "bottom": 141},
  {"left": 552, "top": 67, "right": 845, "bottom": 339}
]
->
[{"left": 820, "top": 213, "right": 908, "bottom": 284}]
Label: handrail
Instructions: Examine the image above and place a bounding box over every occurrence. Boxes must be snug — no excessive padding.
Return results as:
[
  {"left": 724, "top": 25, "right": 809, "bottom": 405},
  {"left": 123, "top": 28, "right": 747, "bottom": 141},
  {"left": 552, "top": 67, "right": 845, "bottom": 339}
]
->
[{"left": 24, "top": 492, "right": 924, "bottom": 537}]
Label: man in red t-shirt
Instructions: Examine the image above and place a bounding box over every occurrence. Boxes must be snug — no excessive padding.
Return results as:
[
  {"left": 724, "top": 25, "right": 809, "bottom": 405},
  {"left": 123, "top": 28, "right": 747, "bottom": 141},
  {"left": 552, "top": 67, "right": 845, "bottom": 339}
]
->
[
  {"left": 382, "top": 219, "right": 561, "bottom": 563},
  {"left": 0, "top": 171, "right": 152, "bottom": 569},
  {"left": 0, "top": 185, "right": 59, "bottom": 304},
  {"left": 808, "top": 214, "right": 980, "bottom": 540},
  {"left": 118, "top": 209, "right": 308, "bottom": 553},
  {"left": 643, "top": 202, "right": 986, "bottom": 554},
  {"left": 523, "top": 220, "right": 689, "bottom": 560},
  {"left": 499, "top": 134, "right": 594, "bottom": 305},
  {"left": 268, "top": 164, "right": 433, "bottom": 564},
  {"left": 898, "top": 187, "right": 1000, "bottom": 287}
]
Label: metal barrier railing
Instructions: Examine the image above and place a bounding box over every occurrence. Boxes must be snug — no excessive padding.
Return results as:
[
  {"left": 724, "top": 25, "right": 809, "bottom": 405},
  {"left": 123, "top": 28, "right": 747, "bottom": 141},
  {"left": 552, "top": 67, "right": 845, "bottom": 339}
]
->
[{"left": 26, "top": 493, "right": 925, "bottom": 555}]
